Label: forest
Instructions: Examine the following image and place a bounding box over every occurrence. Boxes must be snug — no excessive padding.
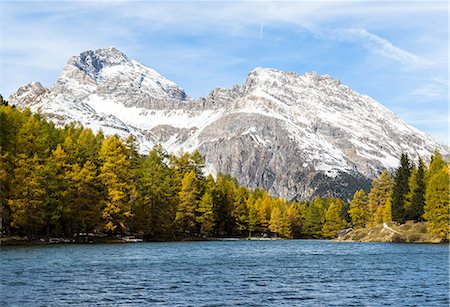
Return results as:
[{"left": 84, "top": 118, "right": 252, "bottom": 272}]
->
[{"left": 0, "top": 99, "right": 448, "bottom": 241}]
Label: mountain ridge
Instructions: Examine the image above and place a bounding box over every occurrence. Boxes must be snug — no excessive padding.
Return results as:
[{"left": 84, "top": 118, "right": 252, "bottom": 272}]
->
[{"left": 8, "top": 47, "right": 448, "bottom": 200}]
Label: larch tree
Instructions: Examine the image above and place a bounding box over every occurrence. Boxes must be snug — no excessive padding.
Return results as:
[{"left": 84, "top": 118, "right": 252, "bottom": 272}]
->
[
  {"left": 65, "top": 160, "right": 103, "bottom": 234},
  {"left": 349, "top": 189, "right": 370, "bottom": 229},
  {"left": 368, "top": 170, "right": 393, "bottom": 226},
  {"left": 322, "top": 199, "right": 347, "bottom": 238},
  {"left": 256, "top": 193, "right": 273, "bottom": 233},
  {"left": 99, "top": 136, "right": 136, "bottom": 233},
  {"left": 302, "top": 197, "right": 326, "bottom": 237},
  {"left": 196, "top": 192, "right": 215, "bottom": 237},
  {"left": 8, "top": 154, "right": 46, "bottom": 240},
  {"left": 135, "top": 145, "right": 178, "bottom": 240},
  {"left": 42, "top": 145, "right": 70, "bottom": 238},
  {"left": 176, "top": 170, "right": 201, "bottom": 236},
  {"left": 232, "top": 186, "right": 250, "bottom": 235},
  {"left": 286, "top": 204, "right": 302, "bottom": 238},
  {"left": 16, "top": 116, "right": 48, "bottom": 158},
  {"left": 423, "top": 151, "right": 449, "bottom": 239},
  {"left": 246, "top": 194, "right": 259, "bottom": 237},
  {"left": 269, "top": 206, "right": 290, "bottom": 238}
]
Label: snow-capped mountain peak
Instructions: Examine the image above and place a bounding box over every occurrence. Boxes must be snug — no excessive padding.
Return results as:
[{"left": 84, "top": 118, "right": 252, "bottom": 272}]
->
[
  {"left": 69, "top": 47, "right": 129, "bottom": 79},
  {"left": 8, "top": 47, "right": 449, "bottom": 200}
]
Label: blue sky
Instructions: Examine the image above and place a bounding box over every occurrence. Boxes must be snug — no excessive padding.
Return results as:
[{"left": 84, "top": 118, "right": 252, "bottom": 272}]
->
[{"left": 1, "top": 1, "right": 448, "bottom": 144}]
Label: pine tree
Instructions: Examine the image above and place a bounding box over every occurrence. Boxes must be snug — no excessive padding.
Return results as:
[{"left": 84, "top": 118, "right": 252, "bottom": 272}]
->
[
  {"left": 349, "top": 189, "right": 370, "bottom": 228},
  {"left": 176, "top": 171, "right": 201, "bottom": 236},
  {"left": 196, "top": 192, "right": 215, "bottom": 237},
  {"left": 99, "top": 136, "right": 135, "bottom": 233},
  {"left": 404, "top": 158, "right": 426, "bottom": 221},
  {"left": 322, "top": 199, "right": 347, "bottom": 238},
  {"left": 368, "top": 170, "right": 393, "bottom": 225},
  {"left": 391, "top": 153, "right": 412, "bottom": 223}
]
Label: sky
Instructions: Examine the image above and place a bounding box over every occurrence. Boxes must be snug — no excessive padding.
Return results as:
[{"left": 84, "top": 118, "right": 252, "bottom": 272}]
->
[{"left": 0, "top": 1, "right": 448, "bottom": 144}]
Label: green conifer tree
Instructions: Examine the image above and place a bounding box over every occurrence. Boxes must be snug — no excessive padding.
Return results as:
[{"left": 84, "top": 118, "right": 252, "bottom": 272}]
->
[
  {"left": 391, "top": 153, "right": 412, "bottom": 223},
  {"left": 404, "top": 158, "right": 426, "bottom": 221}
]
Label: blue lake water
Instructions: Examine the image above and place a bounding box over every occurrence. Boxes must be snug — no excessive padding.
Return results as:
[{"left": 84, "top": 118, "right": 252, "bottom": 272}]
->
[{"left": 0, "top": 240, "right": 448, "bottom": 306}]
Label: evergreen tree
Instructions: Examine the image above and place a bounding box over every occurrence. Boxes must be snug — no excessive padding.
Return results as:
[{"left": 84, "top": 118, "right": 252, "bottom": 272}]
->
[
  {"left": 391, "top": 153, "right": 412, "bottom": 223},
  {"left": 404, "top": 158, "right": 426, "bottom": 221},
  {"left": 322, "top": 199, "right": 347, "bottom": 238},
  {"left": 349, "top": 189, "right": 370, "bottom": 228},
  {"left": 368, "top": 170, "right": 393, "bottom": 226}
]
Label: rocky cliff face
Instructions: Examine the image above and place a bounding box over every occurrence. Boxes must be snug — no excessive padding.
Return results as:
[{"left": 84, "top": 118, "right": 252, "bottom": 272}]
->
[{"left": 8, "top": 47, "right": 448, "bottom": 200}]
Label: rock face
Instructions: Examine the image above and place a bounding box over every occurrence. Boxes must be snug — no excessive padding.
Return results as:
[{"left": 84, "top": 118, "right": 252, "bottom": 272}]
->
[{"left": 8, "top": 47, "right": 449, "bottom": 200}]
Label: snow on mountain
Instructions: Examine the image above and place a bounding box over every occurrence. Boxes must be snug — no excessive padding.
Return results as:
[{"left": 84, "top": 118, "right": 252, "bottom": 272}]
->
[{"left": 8, "top": 47, "right": 449, "bottom": 200}]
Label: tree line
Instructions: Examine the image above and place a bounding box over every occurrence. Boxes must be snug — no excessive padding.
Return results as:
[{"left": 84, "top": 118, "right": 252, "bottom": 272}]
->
[{"left": 0, "top": 102, "right": 448, "bottom": 241}]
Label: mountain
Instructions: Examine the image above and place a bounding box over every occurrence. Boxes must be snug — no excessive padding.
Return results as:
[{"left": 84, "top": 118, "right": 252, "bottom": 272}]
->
[{"left": 8, "top": 47, "right": 448, "bottom": 200}]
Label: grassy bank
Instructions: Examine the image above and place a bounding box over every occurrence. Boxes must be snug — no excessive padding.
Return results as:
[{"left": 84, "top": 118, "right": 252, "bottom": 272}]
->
[{"left": 335, "top": 221, "right": 446, "bottom": 243}]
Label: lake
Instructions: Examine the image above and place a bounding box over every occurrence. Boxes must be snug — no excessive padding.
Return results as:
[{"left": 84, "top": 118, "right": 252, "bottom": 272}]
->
[{"left": 0, "top": 240, "right": 448, "bottom": 306}]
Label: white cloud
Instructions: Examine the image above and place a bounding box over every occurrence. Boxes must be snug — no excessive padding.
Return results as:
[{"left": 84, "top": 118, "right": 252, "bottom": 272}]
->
[
  {"left": 330, "top": 28, "right": 430, "bottom": 67},
  {"left": 406, "top": 84, "right": 447, "bottom": 102}
]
